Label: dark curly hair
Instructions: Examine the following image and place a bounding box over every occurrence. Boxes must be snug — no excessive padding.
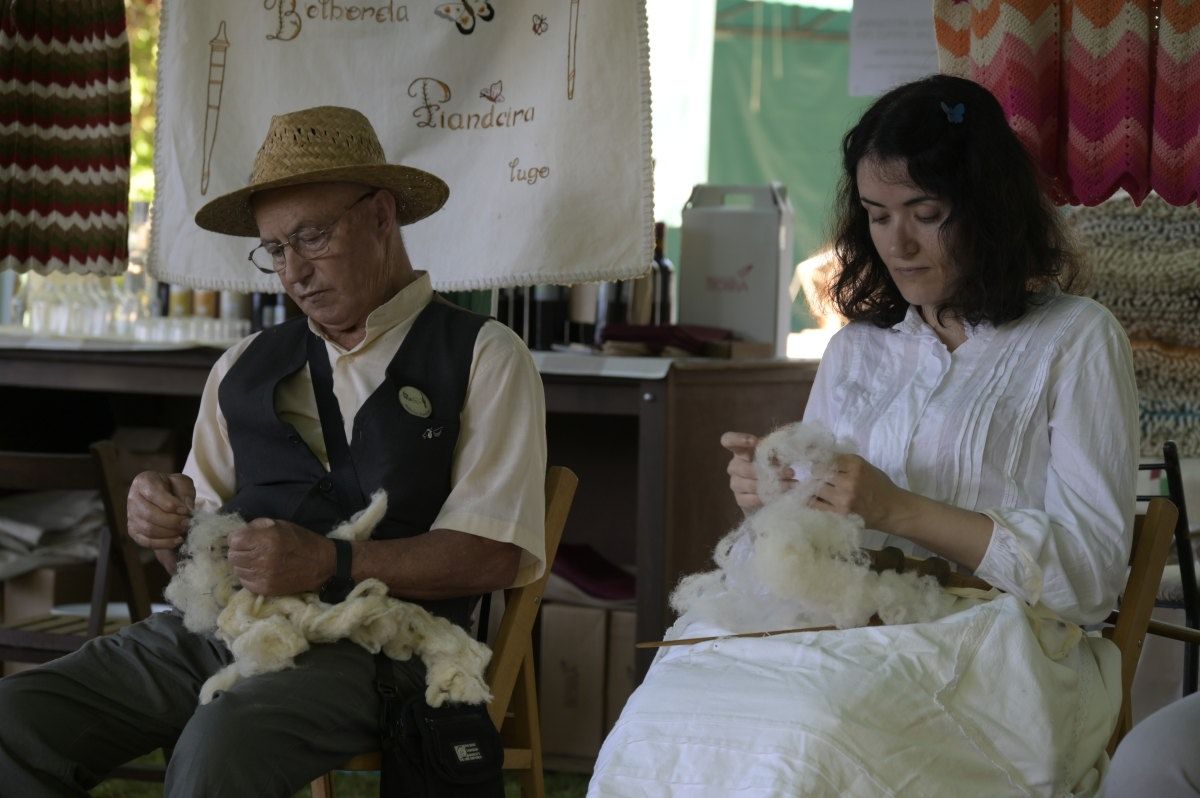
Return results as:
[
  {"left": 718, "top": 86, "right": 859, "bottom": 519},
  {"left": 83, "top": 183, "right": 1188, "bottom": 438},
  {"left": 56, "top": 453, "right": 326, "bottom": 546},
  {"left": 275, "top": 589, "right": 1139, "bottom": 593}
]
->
[{"left": 830, "top": 74, "right": 1081, "bottom": 328}]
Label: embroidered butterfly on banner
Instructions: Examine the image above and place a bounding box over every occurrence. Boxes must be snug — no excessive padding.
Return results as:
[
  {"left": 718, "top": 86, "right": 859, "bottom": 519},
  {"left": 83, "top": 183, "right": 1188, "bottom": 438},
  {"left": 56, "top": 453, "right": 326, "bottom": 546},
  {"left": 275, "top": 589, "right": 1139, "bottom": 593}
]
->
[
  {"left": 531, "top": 13, "right": 548, "bottom": 35},
  {"left": 479, "top": 80, "right": 504, "bottom": 103},
  {"left": 435, "top": 1, "right": 495, "bottom": 35}
]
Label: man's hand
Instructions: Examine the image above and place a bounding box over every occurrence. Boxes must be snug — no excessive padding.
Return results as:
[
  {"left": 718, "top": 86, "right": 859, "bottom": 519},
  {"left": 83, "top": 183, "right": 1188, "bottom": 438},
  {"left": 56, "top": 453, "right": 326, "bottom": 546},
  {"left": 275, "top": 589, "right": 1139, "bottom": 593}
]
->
[
  {"left": 127, "top": 471, "right": 196, "bottom": 575},
  {"left": 227, "top": 518, "right": 336, "bottom": 596},
  {"left": 127, "top": 471, "right": 195, "bottom": 547},
  {"left": 809, "top": 453, "right": 904, "bottom": 531}
]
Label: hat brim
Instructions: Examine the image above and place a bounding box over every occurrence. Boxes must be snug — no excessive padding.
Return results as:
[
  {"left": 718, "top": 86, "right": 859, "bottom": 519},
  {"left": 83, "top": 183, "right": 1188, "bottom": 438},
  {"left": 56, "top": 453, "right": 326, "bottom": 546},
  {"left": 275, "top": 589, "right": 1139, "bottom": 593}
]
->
[{"left": 193, "top": 163, "right": 450, "bottom": 238}]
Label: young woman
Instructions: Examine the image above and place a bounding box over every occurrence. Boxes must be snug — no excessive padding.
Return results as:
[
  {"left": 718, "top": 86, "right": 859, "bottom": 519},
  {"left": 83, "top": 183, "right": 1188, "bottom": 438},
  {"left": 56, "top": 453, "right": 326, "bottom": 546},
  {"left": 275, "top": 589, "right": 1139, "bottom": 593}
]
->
[{"left": 589, "top": 75, "right": 1138, "bottom": 797}]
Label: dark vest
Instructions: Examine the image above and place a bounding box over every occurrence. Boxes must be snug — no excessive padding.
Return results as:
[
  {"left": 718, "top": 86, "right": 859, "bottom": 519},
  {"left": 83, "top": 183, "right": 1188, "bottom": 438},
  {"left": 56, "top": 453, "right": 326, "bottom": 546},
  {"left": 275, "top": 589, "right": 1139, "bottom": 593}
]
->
[{"left": 217, "top": 299, "right": 489, "bottom": 627}]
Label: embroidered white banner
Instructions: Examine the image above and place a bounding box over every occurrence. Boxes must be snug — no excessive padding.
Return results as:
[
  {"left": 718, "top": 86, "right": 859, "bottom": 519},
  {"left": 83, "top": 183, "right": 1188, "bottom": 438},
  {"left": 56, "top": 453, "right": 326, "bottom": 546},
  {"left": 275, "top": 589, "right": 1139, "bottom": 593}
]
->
[{"left": 150, "top": 0, "right": 652, "bottom": 293}]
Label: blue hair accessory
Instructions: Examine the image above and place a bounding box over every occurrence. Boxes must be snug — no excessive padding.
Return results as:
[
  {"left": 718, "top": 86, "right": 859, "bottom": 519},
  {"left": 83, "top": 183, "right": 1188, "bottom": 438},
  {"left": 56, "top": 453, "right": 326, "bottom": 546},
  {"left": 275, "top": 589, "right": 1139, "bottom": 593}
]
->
[{"left": 941, "top": 101, "right": 965, "bottom": 124}]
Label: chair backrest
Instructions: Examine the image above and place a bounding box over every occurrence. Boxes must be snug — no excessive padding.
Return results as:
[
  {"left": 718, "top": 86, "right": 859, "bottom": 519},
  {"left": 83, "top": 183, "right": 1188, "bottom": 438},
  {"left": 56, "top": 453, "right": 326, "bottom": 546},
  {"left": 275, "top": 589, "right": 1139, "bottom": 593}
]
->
[
  {"left": 90, "top": 441, "right": 153, "bottom": 625},
  {"left": 1105, "top": 497, "right": 1179, "bottom": 753},
  {"left": 0, "top": 449, "right": 98, "bottom": 492},
  {"left": 0, "top": 441, "right": 152, "bottom": 663},
  {"left": 485, "top": 465, "right": 578, "bottom": 728}
]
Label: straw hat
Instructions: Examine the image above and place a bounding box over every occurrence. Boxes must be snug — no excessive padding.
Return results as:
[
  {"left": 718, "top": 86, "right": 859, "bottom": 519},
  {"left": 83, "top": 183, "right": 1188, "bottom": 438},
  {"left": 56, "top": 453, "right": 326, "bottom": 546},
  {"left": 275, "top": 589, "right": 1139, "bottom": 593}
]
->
[{"left": 195, "top": 106, "right": 448, "bottom": 237}]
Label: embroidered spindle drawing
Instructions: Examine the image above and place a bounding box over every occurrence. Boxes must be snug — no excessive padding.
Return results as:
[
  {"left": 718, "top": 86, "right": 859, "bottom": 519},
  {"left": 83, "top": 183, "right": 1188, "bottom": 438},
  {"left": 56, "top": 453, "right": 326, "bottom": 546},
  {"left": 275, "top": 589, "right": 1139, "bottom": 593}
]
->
[
  {"left": 200, "top": 21, "right": 230, "bottom": 195},
  {"left": 566, "top": 0, "right": 581, "bottom": 99}
]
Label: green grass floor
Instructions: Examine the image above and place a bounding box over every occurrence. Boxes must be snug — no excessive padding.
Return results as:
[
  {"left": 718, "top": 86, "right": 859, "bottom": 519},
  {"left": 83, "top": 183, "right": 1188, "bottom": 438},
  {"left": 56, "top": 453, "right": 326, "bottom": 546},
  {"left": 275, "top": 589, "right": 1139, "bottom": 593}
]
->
[{"left": 88, "top": 755, "right": 590, "bottom": 798}]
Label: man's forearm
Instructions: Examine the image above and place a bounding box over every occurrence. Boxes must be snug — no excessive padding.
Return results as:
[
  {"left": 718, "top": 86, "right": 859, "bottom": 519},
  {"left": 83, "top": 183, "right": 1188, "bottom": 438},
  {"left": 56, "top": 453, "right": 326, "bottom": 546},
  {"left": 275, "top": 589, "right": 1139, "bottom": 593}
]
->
[{"left": 348, "top": 529, "right": 522, "bottom": 600}]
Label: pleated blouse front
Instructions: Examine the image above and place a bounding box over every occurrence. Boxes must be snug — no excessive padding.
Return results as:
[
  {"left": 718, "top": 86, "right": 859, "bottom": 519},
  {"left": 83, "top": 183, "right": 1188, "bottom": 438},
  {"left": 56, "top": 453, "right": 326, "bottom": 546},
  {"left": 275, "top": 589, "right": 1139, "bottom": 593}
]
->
[{"left": 803, "top": 291, "right": 1139, "bottom": 625}]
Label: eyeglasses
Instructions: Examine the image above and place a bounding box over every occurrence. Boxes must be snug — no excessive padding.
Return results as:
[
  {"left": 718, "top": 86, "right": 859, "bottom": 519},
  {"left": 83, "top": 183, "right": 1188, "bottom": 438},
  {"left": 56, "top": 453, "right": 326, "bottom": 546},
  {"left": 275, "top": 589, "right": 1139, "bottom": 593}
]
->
[{"left": 248, "top": 190, "right": 377, "bottom": 275}]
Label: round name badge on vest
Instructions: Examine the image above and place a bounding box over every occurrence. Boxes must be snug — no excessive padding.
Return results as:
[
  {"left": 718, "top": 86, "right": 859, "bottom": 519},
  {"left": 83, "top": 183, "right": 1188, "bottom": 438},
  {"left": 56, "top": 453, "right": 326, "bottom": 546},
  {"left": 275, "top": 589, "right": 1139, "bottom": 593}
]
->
[{"left": 399, "top": 386, "right": 433, "bottom": 418}]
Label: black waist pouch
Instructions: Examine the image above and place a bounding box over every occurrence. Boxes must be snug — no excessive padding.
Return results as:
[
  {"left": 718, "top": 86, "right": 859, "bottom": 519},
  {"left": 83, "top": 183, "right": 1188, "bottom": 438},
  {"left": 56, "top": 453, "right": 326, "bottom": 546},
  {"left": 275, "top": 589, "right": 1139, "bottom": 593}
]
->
[{"left": 379, "top": 689, "right": 504, "bottom": 797}]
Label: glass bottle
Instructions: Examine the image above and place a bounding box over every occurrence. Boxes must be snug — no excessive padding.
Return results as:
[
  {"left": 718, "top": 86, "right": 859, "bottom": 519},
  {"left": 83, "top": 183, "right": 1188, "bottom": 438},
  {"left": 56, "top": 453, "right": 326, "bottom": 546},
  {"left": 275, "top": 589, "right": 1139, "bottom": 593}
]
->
[
  {"left": 9, "top": 272, "right": 29, "bottom": 328},
  {"left": 156, "top": 281, "right": 172, "bottom": 317},
  {"left": 593, "top": 280, "right": 628, "bottom": 346},
  {"left": 250, "top": 292, "right": 269, "bottom": 332},
  {"left": 531, "top": 285, "right": 567, "bottom": 350},
  {"left": 258, "top": 294, "right": 278, "bottom": 329},
  {"left": 653, "top": 222, "right": 676, "bottom": 326}
]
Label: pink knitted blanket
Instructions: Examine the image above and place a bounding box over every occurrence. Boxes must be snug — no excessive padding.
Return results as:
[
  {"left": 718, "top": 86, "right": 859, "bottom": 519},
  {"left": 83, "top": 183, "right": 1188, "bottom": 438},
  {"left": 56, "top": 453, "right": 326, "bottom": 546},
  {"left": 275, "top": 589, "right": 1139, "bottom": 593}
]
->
[{"left": 936, "top": 1, "right": 1200, "bottom": 207}]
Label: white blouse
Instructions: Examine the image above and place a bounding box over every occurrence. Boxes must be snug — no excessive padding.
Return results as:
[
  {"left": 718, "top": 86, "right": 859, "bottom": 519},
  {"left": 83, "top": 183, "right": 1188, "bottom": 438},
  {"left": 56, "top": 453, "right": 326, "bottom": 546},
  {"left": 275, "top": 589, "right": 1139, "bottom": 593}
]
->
[{"left": 803, "top": 291, "right": 1139, "bottom": 625}]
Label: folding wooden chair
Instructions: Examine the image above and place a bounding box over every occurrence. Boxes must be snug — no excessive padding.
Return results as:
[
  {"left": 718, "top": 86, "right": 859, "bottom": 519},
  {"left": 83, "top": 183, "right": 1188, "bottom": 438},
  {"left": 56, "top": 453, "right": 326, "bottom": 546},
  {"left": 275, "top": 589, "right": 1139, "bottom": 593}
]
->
[
  {"left": 1137, "top": 440, "right": 1198, "bottom": 696},
  {"left": 310, "top": 465, "right": 579, "bottom": 798},
  {"left": 879, "top": 498, "right": 1190, "bottom": 757},
  {"left": 0, "top": 440, "right": 151, "bottom": 664},
  {"left": 1102, "top": 497, "right": 1180, "bottom": 753}
]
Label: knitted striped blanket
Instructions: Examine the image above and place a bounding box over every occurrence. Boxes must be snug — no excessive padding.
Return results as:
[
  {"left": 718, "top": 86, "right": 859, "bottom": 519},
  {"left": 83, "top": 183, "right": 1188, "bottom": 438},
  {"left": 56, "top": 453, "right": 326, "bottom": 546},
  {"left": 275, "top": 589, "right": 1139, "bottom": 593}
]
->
[
  {"left": 935, "top": 0, "right": 1200, "bottom": 207},
  {"left": 0, "top": 0, "right": 131, "bottom": 276},
  {"left": 1071, "top": 194, "right": 1200, "bottom": 456}
]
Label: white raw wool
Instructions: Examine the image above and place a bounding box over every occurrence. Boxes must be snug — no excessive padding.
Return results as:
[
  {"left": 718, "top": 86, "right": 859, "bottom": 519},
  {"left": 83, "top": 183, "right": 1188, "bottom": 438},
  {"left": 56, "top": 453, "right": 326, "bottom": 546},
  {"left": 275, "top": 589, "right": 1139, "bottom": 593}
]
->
[
  {"left": 669, "top": 421, "right": 956, "bottom": 634},
  {"left": 163, "top": 491, "right": 492, "bottom": 707},
  {"left": 752, "top": 421, "right": 841, "bottom": 504}
]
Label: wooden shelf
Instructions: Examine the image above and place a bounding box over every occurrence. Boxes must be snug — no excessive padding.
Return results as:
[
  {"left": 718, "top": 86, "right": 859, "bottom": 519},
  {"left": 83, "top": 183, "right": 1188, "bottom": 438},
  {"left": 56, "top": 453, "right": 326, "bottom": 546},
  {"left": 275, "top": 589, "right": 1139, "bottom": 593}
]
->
[{"left": 0, "top": 346, "right": 818, "bottom": 679}]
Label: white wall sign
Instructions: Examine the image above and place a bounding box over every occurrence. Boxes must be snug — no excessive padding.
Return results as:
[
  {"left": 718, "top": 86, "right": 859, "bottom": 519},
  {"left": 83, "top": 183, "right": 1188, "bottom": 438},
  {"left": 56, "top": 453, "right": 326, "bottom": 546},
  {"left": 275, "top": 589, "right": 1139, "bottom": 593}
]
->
[
  {"left": 151, "top": 0, "right": 652, "bottom": 293},
  {"left": 848, "top": 0, "right": 939, "bottom": 97}
]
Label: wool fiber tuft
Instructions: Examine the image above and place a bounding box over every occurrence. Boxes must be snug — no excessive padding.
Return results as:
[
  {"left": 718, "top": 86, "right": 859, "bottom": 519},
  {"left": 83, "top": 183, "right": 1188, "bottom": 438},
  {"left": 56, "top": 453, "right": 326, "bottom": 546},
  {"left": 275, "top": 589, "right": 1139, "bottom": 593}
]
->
[
  {"left": 669, "top": 422, "right": 956, "bottom": 636},
  {"left": 165, "top": 490, "right": 493, "bottom": 707}
]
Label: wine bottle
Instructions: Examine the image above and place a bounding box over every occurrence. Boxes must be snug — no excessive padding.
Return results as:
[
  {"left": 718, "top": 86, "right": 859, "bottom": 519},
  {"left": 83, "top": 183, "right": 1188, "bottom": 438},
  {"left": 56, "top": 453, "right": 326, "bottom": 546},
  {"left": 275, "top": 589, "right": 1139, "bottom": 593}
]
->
[
  {"left": 593, "top": 280, "right": 628, "bottom": 346},
  {"left": 251, "top": 293, "right": 271, "bottom": 331},
  {"left": 273, "top": 294, "right": 291, "bottom": 326},
  {"left": 156, "top": 282, "right": 172, "bottom": 317},
  {"left": 653, "top": 222, "right": 676, "bottom": 325},
  {"left": 531, "top": 285, "right": 567, "bottom": 350}
]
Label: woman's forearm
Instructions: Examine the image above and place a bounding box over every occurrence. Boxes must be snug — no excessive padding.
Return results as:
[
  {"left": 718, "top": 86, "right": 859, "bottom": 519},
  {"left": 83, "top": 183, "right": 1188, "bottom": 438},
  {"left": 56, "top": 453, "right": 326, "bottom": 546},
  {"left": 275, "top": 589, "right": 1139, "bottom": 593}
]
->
[{"left": 883, "top": 490, "right": 994, "bottom": 573}]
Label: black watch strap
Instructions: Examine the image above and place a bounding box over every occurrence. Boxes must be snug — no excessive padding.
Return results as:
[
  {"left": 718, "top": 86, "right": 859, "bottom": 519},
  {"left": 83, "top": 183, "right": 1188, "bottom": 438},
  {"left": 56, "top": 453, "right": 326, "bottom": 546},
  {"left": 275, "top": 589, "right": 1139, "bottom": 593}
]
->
[
  {"left": 320, "top": 538, "right": 354, "bottom": 603},
  {"left": 332, "top": 538, "right": 352, "bottom": 582}
]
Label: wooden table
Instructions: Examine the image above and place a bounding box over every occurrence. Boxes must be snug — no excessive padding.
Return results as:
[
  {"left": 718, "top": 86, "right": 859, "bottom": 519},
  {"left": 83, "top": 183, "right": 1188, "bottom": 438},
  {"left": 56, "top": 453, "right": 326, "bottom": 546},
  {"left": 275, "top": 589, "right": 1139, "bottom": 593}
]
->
[{"left": 0, "top": 345, "right": 818, "bottom": 677}]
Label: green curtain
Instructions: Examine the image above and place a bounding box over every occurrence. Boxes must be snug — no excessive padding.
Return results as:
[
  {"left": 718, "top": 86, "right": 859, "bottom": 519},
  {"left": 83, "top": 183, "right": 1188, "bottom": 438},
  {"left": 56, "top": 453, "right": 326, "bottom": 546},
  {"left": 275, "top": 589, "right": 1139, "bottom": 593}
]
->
[{"left": 705, "top": 5, "right": 869, "bottom": 329}]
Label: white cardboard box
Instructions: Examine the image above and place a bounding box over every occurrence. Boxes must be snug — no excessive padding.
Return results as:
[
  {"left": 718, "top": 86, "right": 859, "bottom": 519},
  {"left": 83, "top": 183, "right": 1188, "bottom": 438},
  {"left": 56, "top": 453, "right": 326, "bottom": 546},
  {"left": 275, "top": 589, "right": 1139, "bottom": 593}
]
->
[
  {"left": 604, "top": 608, "right": 637, "bottom": 734},
  {"left": 539, "top": 602, "right": 608, "bottom": 761},
  {"left": 678, "top": 183, "right": 795, "bottom": 357}
]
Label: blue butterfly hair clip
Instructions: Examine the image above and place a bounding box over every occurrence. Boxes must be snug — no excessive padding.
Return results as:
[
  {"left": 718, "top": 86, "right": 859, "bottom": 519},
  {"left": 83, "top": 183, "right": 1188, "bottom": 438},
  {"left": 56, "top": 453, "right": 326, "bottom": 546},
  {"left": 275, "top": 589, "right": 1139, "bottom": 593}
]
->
[{"left": 941, "top": 101, "right": 965, "bottom": 124}]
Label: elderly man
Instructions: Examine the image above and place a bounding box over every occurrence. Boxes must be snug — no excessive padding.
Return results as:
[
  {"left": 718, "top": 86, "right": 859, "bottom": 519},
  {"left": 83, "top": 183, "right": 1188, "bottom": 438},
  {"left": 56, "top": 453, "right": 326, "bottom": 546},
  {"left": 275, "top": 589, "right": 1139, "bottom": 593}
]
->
[{"left": 0, "top": 106, "right": 546, "bottom": 796}]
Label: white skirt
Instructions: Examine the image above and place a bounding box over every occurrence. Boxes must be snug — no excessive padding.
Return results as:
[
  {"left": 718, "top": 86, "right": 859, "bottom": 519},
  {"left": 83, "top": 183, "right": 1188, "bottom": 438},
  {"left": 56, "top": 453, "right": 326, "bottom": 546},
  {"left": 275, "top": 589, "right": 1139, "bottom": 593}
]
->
[{"left": 588, "top": 594, "right": 1120, "bottom": 797}]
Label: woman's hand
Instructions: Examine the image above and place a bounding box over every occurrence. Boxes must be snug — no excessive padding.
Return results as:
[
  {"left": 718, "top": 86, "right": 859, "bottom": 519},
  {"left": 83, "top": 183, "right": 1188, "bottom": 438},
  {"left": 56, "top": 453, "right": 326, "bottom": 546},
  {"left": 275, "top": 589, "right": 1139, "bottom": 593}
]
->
[
  {"left": 721, "top": 431, "right": 762, "bottom": 511},
  {"left": 721, "top": 431, "right": 798, "bottom": 512},
  {"left": 227, "top": 518, "right": 336, "bottom": 596},
  {"left": 809, "top": 453, "right": 994, "bottom": 571},
  {"left": 810, "top": 453, "right": 905, "bottom": 531}
]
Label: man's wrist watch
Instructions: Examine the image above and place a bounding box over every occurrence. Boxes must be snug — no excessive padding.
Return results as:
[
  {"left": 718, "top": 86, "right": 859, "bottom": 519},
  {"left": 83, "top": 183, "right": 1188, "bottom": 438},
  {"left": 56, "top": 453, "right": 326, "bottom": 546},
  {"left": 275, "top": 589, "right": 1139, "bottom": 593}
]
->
[{"left": 319, "top": 538, "right": 355, "bottom": 603}]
